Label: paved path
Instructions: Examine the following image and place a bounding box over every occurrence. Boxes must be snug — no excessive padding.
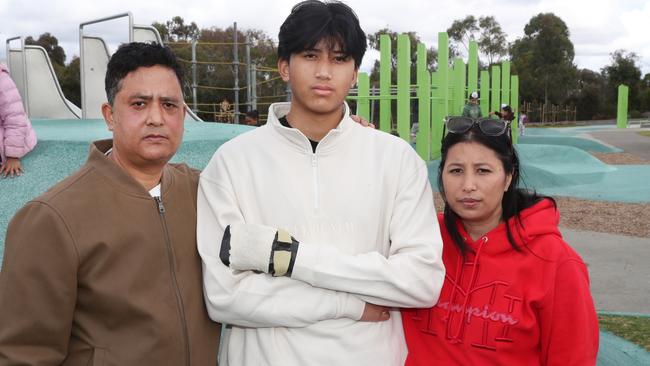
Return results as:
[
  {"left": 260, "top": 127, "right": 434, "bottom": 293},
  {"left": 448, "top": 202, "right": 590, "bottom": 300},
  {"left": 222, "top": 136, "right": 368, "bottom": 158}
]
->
[
  {"left": 588, "top": 127, "right": 650, "bottom": 160},
  {"left": 562, "top": 228, "right": 650, "bottom": 314}
]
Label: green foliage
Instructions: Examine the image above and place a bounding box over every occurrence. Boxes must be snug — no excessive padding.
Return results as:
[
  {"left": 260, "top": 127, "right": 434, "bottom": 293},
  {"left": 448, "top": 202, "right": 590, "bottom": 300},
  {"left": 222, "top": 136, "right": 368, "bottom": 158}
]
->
[
  {"left": 447, "top": 15, "right": 507, "bottom": 66},
  {"left": 157, "top": 19, "right": 285, "bottom": 121},
  {"left": 510, "top": 13, "right": 578, "bottom": 105},
  {"left": 25, "top": 32, "right": 66, "bottom": 66},
  {"left": 598, "top": 314, "right": 650, "bottom": 351},
  {"left": 367, "top": 28, "right": 437, "bottom": 86},
  {"left": 59, "top": 57, "right": 80, "bottom": 107},
  {"left": 602, "top": 50, "right": 643, "bottom": 112}
]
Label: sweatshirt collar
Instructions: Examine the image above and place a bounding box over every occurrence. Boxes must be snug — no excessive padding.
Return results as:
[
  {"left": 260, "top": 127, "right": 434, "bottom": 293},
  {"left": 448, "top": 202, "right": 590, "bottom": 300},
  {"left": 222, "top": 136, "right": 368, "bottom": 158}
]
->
[
  {"left": 88, "top": 139, "right": 174, "bottom": 198},
  {"left": 266, "top": 102, "right": 353, "bottom": 154},
  {"left": 454, "top": 198, "right": 560, "bottom": 255}
]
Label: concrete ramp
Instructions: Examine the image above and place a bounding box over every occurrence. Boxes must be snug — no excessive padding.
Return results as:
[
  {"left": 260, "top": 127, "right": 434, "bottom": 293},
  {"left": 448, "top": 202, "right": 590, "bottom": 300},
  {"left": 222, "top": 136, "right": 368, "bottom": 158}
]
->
[
  {"left": 133, "top": 25, "right": 162, "bottom": 43},
  {"left": 8, "top": 50, "right": 27, "bottom": 111},
  {"left": 23, "top": 46, "right": 80, "bottom": 119}
]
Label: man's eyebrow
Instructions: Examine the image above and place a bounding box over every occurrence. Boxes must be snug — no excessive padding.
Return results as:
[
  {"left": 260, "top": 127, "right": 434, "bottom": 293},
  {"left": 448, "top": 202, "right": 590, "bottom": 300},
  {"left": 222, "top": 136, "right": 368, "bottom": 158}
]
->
[
  {"left": 129, "top": 93, "right": 153, "bottom": 100},
  {"left": 160, "top": 96, "right": 182, "bottom": 103}
]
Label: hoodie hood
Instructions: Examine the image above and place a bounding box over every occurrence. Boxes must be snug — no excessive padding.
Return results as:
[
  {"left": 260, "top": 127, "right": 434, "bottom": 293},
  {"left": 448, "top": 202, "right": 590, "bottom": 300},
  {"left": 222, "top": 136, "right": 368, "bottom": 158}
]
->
[{"left": 448, "top": 198, "right": 560, "bottom": 256}]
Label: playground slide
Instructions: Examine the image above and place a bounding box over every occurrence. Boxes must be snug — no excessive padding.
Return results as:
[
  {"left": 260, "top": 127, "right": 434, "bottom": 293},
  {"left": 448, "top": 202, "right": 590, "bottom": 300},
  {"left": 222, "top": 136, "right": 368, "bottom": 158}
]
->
[
  {"left": 79, "top": 24, "right": 201, "bottom": 122},
  {"left": 24, "top": 46, "right": 81, "bottom": 119},
  {"left": 8, "top": 46, "right": 81, "bottom": 119}
]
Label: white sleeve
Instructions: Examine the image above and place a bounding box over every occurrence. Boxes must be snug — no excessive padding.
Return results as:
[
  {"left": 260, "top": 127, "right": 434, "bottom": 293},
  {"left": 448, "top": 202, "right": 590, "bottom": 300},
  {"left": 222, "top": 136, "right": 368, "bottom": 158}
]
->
[
  {"left": 291, "top": 158, "right": 445, "bottom": 309},
  {"left": 197, "top": 153, "right": 365, "bottom": 328}
]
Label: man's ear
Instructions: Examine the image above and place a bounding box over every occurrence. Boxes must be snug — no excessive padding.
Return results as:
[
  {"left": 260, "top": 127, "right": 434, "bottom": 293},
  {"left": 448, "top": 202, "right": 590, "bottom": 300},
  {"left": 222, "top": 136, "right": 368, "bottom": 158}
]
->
[
  {"left": 278, "top": 58, "right": 290, "bottom": 82},
  {"left": 101, "top": 102, "right": 115, "bottom": 131}
]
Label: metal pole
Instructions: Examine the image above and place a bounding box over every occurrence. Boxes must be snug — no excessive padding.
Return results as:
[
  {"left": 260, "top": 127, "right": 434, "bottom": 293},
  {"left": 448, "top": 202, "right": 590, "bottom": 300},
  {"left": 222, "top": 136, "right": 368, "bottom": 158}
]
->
[
  {"left": 192, "top": 40, "right": 197, "bottom": 112},
  {"left": 245, "top": 35, "right": 251, "bottom": 112},
  {"left": 233, "top": 22, "right": 239, "bottom": 123},
  {"left": 251, "top": 64, "right": 257, "bottom": 111}
]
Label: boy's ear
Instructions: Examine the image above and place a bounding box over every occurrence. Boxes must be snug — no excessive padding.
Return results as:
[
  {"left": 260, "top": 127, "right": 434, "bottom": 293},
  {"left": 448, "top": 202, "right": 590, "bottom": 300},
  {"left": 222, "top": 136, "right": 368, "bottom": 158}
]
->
[
  {"left": 278, "top": 58, "right": 290, "bottom": 82},
  {"left": 350, "top": 69, "right": 359, "bottom": 89}
]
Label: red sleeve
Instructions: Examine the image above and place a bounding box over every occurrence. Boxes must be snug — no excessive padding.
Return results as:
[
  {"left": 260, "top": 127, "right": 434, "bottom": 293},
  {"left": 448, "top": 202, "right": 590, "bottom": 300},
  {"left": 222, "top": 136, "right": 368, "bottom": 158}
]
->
[{"left": 540, "top": 258, "right": 599, "bottom": 365}]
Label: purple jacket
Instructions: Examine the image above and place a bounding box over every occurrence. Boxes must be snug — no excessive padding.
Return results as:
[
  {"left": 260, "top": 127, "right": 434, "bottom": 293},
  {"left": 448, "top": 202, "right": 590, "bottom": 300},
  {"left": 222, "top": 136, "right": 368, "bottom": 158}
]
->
[{"left": 0, "top": 63, "right": 37, "bottom": 162}]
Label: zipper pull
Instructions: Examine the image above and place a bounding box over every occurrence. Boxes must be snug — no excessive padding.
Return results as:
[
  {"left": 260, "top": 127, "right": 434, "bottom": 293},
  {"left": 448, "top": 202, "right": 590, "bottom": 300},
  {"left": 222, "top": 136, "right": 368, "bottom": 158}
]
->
[{"left": 155, "top": 197, "right": 165, "bottom": 214}]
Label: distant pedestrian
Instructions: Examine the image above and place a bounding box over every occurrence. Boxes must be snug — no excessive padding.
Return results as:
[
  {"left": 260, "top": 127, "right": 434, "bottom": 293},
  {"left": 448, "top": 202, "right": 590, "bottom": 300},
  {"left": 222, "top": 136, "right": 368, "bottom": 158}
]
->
[{"left": 462, "top": 91, "right": 482, "bottom": 119}]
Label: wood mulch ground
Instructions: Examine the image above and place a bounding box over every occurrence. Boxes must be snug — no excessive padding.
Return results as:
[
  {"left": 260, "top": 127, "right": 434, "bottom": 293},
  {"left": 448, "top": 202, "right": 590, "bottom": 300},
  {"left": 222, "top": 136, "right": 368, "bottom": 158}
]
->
[{"left": 433, "top": 193, "right": 650, "bottom": 239}]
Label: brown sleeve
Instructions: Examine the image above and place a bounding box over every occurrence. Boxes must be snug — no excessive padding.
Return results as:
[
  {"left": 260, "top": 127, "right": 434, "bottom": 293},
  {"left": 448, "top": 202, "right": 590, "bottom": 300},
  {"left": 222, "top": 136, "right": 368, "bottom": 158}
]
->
[{"left": 0, "top": 201, "right": 78, "bottom": 364}]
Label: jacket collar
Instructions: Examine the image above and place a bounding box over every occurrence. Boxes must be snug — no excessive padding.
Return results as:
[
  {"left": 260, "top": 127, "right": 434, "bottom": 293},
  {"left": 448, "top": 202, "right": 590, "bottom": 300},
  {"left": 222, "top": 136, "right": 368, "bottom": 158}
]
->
[
  {"left": 266, "top": 102, "right": 353, "bottom": 155},
  {"left": 88, "top": 139, "right": 174, "bottom": 198}
]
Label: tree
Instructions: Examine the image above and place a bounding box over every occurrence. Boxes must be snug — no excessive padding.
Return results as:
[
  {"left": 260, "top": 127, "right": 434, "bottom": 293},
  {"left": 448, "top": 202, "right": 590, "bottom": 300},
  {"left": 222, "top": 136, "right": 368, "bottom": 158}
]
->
[
  {"left": 510, "top": 13, "right": 577, "bottom": 105},
  {"left": 59, "top": 56, "right": 81, "bottom": 107},
  {"left": 601, "top": 50, "right": 642, "bottom": 112},
  {"left": 153, "top": 16, "right": 200, "bottom": 42},
  {"left": 25, "top": 32, "right": 66, "bottom": 66},
  {"left": 156, "top": 19, "right": 283, "bottom": 121},
  {"left": 446, "top": 15, "right": 507, "bottom": 66},
  {"left": 567, "top": 69, "right": 605, "bottom": 120},
  {"left": 367, "top": 28, "right": 437, "bottom": 86}
]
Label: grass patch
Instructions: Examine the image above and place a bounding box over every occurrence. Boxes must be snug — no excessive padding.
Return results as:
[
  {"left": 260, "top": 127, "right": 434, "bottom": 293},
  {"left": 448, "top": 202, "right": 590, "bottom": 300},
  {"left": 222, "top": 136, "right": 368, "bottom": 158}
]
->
[
  {"left": 598, "top": 314, "right": 650, "bottom": 351},
  {"left": 638, "top": 131, "right": 650, "bottom": 138}
]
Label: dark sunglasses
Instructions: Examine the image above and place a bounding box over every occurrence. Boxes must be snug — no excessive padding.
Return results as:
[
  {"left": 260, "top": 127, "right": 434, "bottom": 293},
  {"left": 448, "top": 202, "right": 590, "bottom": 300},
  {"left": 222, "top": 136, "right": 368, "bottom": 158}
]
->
[{"left": 444, "top": 116, "right": 511, "bottom": 137}]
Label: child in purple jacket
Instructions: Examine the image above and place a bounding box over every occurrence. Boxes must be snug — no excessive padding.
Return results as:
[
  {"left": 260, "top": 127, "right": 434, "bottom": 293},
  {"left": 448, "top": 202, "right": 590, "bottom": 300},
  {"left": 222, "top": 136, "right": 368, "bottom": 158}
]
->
[{"left": 0, "top": 63, "right": 37, "bottom": 177}]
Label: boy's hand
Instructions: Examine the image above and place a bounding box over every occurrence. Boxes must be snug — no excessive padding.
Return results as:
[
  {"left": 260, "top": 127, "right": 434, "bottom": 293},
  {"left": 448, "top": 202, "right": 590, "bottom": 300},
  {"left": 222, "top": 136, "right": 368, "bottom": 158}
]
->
[
  {"left": 359, "top": 303, "right": 391, "bottom": 322},
  {"left": 0, "top": 157, "right": 23, "bottom": 178}
]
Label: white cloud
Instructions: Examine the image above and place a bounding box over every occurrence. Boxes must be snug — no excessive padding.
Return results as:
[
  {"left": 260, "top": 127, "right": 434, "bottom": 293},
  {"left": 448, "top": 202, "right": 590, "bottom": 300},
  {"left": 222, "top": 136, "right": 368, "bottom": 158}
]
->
[{"left": 1, "top": 0, "right": 648, "bottom": 76}]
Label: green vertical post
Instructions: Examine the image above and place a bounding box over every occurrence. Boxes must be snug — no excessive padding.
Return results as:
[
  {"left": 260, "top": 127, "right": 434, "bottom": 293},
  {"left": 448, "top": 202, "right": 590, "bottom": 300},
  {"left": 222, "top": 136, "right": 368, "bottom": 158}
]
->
[
  {"left": 416, "top": 42, "right": 430, "bottom": 160},
  {"left": 617, "top": 84, "right": 629, "bottom": 128},
  {"left": 451, "top": 58, "right": 465, "bottom": 115},
  {"left": 511, "top": 75, "right": 519, "bottom": 144},
  {"left": 356, "top": 72, "right": 370, "bottom": 120},
  {"left": 480, "top": 70, "right": 490, "bottom": 117},
  {"left": 430, "top": 71, "right": 442, "bottom": 159},
  {"left": 434, "top": 32, "right": 449, "bottom": 158},
  {"left": 397, "top": 34, "right": 410, "bottom": 142},
  {"left": 467, "top": 41, "right": 478, "bottom": 99},
  {"left": 379, "top": 34, "right": 391, "bottom": 133},
  {"left": 491, "top": 65, "right": 501, "bottom": 114},
  {"left": 500, "top": 61, "right": 511, "bottom": 107}
]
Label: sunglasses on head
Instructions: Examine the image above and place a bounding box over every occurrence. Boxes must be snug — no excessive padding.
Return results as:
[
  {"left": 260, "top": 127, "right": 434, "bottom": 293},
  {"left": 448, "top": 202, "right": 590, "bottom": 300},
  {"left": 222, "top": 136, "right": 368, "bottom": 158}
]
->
[{"left": 444, "top": 116, "right": 511, "bottom": 137}]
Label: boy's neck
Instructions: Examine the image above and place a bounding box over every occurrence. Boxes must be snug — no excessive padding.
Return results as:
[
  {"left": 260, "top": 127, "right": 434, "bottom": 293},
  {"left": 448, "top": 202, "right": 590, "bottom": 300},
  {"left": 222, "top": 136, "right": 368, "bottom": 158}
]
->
[{"left": 285, "top": 104, "right": 345, "bottom": 142}]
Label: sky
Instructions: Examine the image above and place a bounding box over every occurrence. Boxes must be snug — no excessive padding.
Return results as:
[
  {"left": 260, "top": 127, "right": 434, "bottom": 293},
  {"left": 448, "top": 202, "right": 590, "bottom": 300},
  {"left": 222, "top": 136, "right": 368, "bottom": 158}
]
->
[{"left": 1, "top": 0, "right": 649, "bottom": 75}]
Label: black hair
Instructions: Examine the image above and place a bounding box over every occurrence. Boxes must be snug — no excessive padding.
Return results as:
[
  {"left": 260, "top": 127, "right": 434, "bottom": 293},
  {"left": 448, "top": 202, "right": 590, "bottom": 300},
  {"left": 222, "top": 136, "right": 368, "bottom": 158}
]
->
[
  {"left": 246, "top": 109, "right": 259, "bottom": 119},
  {"left": 105, "top": 42, "right": 184, "bottom": 105},
  {"left": 278, "top": 0, "right": 367, "bottom": 69},
  {"left": 502, "top": 105, "right": 513, "bottom": 113},
  {"left": 437, "top": 125, "right": 554, "bottom": 257}
]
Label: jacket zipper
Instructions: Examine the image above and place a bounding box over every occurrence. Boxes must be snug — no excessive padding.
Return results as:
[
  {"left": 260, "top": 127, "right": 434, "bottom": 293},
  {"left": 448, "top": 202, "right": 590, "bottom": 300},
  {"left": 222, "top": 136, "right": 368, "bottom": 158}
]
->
[
  {"left": 311, "top": 154, "right": 319, "bottom": 211},
  {"left": 155, "top": 196, "right": 191, "bottom": 366}
]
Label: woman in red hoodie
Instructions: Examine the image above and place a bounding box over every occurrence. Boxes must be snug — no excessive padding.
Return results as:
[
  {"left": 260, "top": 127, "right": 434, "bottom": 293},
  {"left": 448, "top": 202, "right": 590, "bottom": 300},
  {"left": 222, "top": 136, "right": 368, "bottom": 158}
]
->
[{"left": 402, "top": 117, "right": 599, "bottom": 365}]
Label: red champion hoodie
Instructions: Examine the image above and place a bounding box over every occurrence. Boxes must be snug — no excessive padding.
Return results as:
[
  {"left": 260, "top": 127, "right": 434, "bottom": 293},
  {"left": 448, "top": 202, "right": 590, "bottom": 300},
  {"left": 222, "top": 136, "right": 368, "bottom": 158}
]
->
[{"left": 402, "top": 199, "right": 599, "bottom": 365}]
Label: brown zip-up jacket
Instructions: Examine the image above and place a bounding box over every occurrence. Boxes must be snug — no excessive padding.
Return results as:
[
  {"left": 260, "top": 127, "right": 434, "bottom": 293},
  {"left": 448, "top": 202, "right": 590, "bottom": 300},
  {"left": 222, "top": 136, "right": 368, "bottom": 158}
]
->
[{"left": 0, "top": 140, "right": 221, "bottom": 365}]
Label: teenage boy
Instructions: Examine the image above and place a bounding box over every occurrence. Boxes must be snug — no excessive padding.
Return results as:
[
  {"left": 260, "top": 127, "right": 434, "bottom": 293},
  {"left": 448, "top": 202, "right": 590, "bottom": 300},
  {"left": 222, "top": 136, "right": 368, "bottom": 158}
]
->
[{"left": 197, "top": 1, "right": 444, "bottom": 365}]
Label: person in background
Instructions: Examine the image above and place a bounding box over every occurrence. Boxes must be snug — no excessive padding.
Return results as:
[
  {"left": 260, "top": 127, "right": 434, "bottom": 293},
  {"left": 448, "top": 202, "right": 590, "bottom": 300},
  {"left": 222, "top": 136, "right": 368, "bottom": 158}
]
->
[
  {"left": 519, "top": 110, "right": 528, "bottom": 136},
  {"left": 462, "top": 91, "right": 482, "bottom": 119},
  {"left": 244, "top": 109, "right": 259, "bottom": 126},
  {"left": 401, "top": 116, "right": 598, "bottom": 365},
  {"left": 0, "top": 63, "right": 37, "bottom": 178},
  {"left": 490, "top": 103, "right": 515, "bottom": 122}
]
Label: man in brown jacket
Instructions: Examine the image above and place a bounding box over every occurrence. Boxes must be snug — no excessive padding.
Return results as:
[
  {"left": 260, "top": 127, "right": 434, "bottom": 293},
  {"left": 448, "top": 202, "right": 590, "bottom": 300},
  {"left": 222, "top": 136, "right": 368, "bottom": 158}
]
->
[{"left": 0, "top": 42, "right": 220, "bottom": 365}]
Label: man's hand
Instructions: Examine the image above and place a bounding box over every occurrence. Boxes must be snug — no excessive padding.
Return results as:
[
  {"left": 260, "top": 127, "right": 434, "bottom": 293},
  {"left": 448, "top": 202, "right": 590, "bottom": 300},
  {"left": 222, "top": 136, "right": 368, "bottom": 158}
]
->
[
  {"left": 359, "top": 303, "right": 391, "bottom": 322},
  {"left": 220, "top": 223, "right": 300, "bottom": 277},
  {"left": 350, "top": 115, "right": 375, "bottom": 129},
  {"left": 0, "top": 158, "right": 23, "bottom": 178}
]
